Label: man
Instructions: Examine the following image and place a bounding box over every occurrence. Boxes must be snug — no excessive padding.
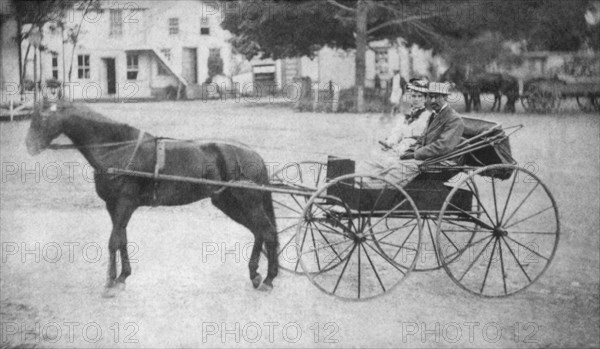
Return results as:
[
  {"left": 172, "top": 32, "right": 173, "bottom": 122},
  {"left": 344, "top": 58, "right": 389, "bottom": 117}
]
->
[
  {"left": 401, "top": 82, "right": 464, "bottom": 161},
  {"left": 389, "top": 69, "right": 403, "bottom": 114}
]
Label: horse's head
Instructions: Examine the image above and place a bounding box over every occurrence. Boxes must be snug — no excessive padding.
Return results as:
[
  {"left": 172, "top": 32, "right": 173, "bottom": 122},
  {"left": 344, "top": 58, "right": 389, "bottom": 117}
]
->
[{"left": 25, "top": 102, "right": 68, "bottom": 155}]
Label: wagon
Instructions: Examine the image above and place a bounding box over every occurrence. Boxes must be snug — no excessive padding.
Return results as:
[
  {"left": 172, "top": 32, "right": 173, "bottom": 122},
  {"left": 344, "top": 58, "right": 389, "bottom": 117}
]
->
[
  {"left": 520, "top": 77, "right": 600, "bottom": 113},
  {"left": 109, "top": 117, "right": 560, "bottom": 301}
]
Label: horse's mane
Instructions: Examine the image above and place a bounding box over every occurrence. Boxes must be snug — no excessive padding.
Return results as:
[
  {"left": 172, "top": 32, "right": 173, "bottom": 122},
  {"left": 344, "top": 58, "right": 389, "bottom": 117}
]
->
[{"left": 64, "top": 103, "right": 144, "bottom": 139}]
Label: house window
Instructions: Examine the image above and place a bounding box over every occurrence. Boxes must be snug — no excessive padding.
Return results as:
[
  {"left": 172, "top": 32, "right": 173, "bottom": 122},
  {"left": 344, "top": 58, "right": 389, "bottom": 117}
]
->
[
  {"left": 110, "top": 9, "right": 123, "bottom": 37},
  {"left": 209, "top": 48, "right": 221, "bottom": 58},
  {"left": 127, "top": 54, "right": 139, "bottom": 80},
  {"left": 169, "top": 18, "right": 179, "bottom": 35},
  {"left": 52, "top": 53, "right": 59, "bottom": 79},
  {"left": 200, "top": 17, "right": 210, "bottom": 35},
  {"left": 77, "top": 54, "right": 90, "bottom": 79},
  {"left": 157, "top": 49, "right": 171, "bottom": 76}
]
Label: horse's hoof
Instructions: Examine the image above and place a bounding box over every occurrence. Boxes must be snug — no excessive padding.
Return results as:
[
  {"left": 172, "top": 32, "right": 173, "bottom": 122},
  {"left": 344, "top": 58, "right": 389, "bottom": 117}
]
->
[
  {"left": 101, "top": 287, "right": 118, "bottom": 298},
  {"left": 251, "top": 274, "right": 262, "bottom": 289},
  {"left": 101, "top": 282, "right": 125, "bottom": 298},
  {"left": 259, "top": 279, "right": 273, "bottom": 292}
]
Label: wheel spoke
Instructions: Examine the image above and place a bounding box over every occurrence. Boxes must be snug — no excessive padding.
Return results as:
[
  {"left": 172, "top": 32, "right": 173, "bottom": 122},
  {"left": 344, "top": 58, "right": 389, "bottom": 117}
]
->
[
  {"left": 310, "top": 223, "right": 321, "bottom": 270},
  {"left": 318, "top": 241, "right": 355, "bottom": 273},
  {"left": 368, "top": 184, "right": 388, "bottom": 221},
  {"left": 426, "top": 219, "right": 441, "bottom": 266},
  {"left": 362, "top": 198, "right": 409, "bottom": 236},
  {"left": 357, "top": 243, "right": 361, "bottom": 299},
  {"left": 376, "top": 240, "right": 419, "bottom": 252},
  {"left": 500, "top": 236, "right": 532, "bottom": 282},
  {"left": 466, "top": 180, "right": 496, "bottom": 226},
  {"left": 499, "top": 173, "right": 518, "bottom": 224},
  {"left": 300, "top": 237, "right": 353, "bottom": 256},
  {"left": 393, "top": 222, "right": 419, "bottom": 261},
  {"left": 363, "top": 241, "right": 407, "bottom": 275},
  {"left": 504, "top": 235, "right": 550, "bottom": 261},
  {"left": 498, "top": 237, "right": 508, "bottom": 295},
  {"left": 491, "top": 178, "right": 500, "bottom": 225},
  {"left": 458, "top": 236, "right": 495, "bottom": 282},
  {"left": 332, "top": 243, "right": 357, "bottom": 295},
  {"left": 361, "top": 243, "right": 386, "bottom": 292},
  {"left": 504, "top": 206, "right": 554, "bottom": 230},
  {"left": 309, "top": 221, "right": 343, "bottom": 263},
  {"left": 480, "top": 237, "right": 498, "bottom": 293},
  {"left": 506, "top": 231, "right": 557, "bottom": 235},
  {"left": 295, "top": 224, "right": 310, "bottom": 271},
  {"left": 273, "top": 199, "right": 302, "bottom": 215},
  {"left": 503, "top": 182, "right": 540, "bottom": 228},
  {"left": 378, "top": 218, "right": 416, "bottom": 241},
  {"left": 443, "top": 234, "right": 492, "bottom": 261},
  {"left": 448, "top": 202, "right": 495, "bottom": 230}
]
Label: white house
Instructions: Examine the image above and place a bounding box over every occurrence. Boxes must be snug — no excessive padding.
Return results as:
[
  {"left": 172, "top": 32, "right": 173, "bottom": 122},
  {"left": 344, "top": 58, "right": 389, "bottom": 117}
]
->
[
  {"left": 19, "top": 0, "right": 241, "bottom": 100},
  {"left": 1, "top": 0, "right": 21, "bottom": 105},
  {"left": 279, "top": 39, "right": 443, "bottom": 91}
]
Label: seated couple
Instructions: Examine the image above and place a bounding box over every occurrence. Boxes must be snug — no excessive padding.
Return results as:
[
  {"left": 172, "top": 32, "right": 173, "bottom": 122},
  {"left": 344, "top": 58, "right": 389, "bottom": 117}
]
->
[{"left": 357, "top": 80, "right": 465, "bottom": 186}]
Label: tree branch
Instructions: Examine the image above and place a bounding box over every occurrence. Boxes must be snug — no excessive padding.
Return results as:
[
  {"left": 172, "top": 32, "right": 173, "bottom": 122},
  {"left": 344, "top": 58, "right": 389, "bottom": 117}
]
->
[
  {"left": 367, "top": 14, "right": 439, "bottom": 35},
  {"left": 326, "top": 0, "right": 357, "bottom": 13}
]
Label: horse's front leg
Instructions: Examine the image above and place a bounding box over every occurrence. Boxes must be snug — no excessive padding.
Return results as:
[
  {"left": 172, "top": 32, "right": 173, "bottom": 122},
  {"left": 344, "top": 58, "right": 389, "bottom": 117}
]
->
[{"left": 103, "top": 198, "right": 137, "bottom": 297}]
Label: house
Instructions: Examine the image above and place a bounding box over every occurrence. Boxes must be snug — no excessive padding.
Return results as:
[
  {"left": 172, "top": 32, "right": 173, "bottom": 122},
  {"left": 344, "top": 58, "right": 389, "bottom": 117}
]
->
[
  {"left": 279, "top": 39, "right": 443, "bottom": 91},
  {"left": 1, "top": 0, "right": 21, "bottom": 106},
  {"left": 19, "top": 0, "right": 241, "bottom": 100}
]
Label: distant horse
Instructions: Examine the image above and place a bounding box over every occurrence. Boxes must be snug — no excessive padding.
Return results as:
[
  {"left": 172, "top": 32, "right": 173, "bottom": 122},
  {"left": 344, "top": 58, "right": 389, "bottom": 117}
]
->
[
  {"left": 441, "top": 65, "right": 478, "bottom": 112},
  {"left": 25, "top": 103, "right": 279, "bottom": 297},
  {"left": 470, "top": 73, "right": 519, "bottom": 113},
  {"left": 441, "top": 66, "right": 519, "bottom": 113}
]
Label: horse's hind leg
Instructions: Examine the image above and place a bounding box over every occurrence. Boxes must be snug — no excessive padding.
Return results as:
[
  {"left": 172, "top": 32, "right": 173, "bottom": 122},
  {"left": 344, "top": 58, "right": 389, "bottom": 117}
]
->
[{"left": 212, "top": 189, "right": 278, "bottom": 289}]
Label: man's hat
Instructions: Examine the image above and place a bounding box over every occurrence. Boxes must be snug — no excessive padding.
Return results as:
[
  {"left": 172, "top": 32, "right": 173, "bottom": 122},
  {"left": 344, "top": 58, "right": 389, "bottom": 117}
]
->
[
  {"left": 427, "top": 82, "right": 453, "bottom": 95},
  {"left": 406, "top": 78, "right": 429, "bottom": 93}
]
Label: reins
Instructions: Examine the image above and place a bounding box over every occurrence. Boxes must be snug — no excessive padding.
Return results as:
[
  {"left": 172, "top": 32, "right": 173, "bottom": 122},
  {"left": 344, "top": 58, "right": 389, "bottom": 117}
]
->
[{"left": 48, "top": 139, "right": 148, "bottom": 150}]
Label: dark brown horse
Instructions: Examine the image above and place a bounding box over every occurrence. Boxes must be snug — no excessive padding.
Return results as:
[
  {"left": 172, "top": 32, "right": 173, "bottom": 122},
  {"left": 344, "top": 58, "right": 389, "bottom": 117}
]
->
[
  {"left": 25, "top": 103, "right": 278, "bottom": 297},
  {"left": 441, "top": 66, "right": 519, "bottom": 113}
]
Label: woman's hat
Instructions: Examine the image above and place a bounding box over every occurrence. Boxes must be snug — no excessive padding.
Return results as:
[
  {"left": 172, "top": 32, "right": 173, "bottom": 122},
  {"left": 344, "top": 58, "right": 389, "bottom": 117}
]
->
[
  {"left": 427, "top": 82, "right": 453, "bottom": 95},
  {"left": 406, "top": 78, "right": 429, "bottom": 93}
]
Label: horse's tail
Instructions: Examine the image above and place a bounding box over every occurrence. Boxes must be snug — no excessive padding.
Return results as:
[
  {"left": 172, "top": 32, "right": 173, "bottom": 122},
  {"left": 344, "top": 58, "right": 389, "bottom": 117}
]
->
[{"left": 263, "top": 190, "right": 277, "bottom": 232}]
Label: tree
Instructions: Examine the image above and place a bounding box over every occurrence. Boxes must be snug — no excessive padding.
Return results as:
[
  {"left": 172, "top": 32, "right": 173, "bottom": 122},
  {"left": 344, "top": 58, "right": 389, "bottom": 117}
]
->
[
  {"left": 222, "top": 0, "right": 598, "bottom": 112},
  {"left": 222, "top": 0, "right": 447, "bottom": 112}
]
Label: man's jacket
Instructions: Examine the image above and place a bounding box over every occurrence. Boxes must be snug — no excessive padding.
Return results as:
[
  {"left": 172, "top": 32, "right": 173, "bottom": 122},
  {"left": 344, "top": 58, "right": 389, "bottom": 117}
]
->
[{"left": 413, "top": 106, "right": 464, "bottom": 160}]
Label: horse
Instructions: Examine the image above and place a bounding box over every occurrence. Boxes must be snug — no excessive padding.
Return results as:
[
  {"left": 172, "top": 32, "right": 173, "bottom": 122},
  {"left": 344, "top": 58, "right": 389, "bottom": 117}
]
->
[
  {"left": 25, "top": 102, "right": 279, "bottom": 297},
  {"left": 441, "top": 66, "right": 519, "bottom": 113},
  {"left": 469, "top": 73, "right": 519, "bottom": 113},
  {"left": 440, "top": 65, "right": 477, "bottom": 112}
]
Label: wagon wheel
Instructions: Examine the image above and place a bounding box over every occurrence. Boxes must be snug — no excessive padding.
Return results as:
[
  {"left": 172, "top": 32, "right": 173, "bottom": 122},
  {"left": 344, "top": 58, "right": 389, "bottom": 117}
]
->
[
  {"left": 525, "top": 89, "right": 561, "bottom": 113},
  {"left": 576, "top": 95, "right": 600, "bottom": 113},
  {"left": 436, "top": 165, "right": 559, "bottom": 297},
  {"left": 270, "top": 161, "right": 327, "bottom": 273},
  {"left": 414, "top": 182, "right": 482, "bottom": 272},
  {"left": 296, "top": 174, "right": 422, "bottom": 300}
]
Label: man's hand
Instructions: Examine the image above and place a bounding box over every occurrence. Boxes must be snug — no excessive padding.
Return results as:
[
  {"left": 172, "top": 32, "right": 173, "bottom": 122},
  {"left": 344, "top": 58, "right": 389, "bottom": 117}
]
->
[
  {"left": 379, "top": 141, "right": 392, "bottom": 151},
  {"left": 400, "top": 152, "right": 414, "bottom": 160}
]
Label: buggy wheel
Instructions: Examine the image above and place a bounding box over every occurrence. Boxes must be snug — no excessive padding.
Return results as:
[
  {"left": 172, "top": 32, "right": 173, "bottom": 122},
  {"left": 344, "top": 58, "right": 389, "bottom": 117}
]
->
[
  {"left": 270, "top": 161, "right": 327, "bottom": 273},
  {"left": 297, "top": 174, "right": 422, "bottom": 300},
  {"left": 576, "top": 95, "right": 600, "bottom": 113},
  {"left": 436, "top": 165, "right": 559, "bottom": 297},
  {"left": 417, "top": 181, "right": 481, "bottom": 272}
]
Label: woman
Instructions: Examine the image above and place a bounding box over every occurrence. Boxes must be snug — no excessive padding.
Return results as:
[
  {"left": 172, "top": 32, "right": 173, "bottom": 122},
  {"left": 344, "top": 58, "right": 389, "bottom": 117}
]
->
[
  {"left": 381, "top": 79, "right": 431, "bottom": 156},
  {"left": 354, "top": 79, "right": 432, "bottom": 187}
]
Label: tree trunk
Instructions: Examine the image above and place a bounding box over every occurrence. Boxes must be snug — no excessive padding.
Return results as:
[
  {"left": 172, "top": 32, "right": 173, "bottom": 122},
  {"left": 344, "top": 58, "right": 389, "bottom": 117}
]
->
[
  {"left": 16, "top": 17, "right": 23, "bottom": 95},
  {"left": 355, "top": 0, "right": 368, "bottom": 113}
]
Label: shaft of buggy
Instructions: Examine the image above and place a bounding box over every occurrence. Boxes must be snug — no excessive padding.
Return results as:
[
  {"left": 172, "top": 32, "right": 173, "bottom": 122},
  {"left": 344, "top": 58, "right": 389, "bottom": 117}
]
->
[{"left": 107, "top": 167, "right": 318, "bottom": 197}]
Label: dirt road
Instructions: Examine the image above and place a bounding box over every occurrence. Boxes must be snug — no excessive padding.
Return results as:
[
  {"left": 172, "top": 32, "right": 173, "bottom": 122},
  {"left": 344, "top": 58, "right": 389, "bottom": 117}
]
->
[{"left": 1, "top": 100, "right": 598, "bottom": 348}]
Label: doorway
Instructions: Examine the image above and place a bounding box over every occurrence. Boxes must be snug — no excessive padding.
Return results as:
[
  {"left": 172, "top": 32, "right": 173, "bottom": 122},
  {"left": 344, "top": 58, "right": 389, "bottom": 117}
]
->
[{"left": 103, "top": 58, "right": 116, "bottom": 95}]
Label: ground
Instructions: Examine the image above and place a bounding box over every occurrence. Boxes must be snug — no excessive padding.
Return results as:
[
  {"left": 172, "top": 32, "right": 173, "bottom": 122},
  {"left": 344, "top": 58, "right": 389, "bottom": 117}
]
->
[{"left": 1, "top": 97, "right": 599, "bottom": 348}]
